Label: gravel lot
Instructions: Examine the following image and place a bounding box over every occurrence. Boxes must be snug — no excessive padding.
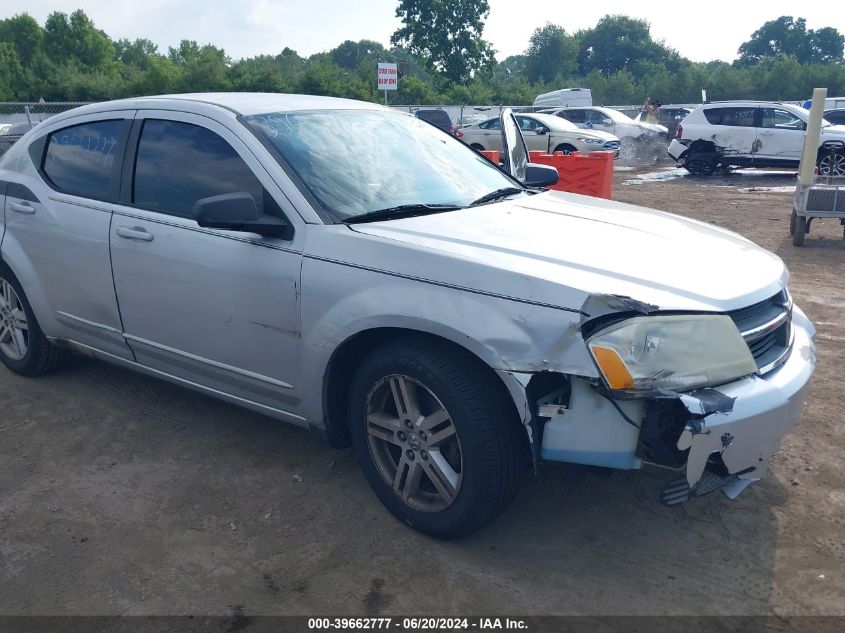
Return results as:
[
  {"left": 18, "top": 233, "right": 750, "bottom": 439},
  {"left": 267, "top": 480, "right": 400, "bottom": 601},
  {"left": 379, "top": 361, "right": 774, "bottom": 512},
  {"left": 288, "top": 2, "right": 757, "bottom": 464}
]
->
[{"left": 1, "top": 165, "right": 843, "bottom": 618}]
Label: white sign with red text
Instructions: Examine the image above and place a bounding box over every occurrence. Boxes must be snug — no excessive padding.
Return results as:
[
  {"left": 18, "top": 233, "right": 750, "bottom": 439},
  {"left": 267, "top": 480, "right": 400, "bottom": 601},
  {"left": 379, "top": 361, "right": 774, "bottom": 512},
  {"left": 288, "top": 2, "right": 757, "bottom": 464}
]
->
[{"left": 377, "top": 63, "right": 398, "bottom": 91}]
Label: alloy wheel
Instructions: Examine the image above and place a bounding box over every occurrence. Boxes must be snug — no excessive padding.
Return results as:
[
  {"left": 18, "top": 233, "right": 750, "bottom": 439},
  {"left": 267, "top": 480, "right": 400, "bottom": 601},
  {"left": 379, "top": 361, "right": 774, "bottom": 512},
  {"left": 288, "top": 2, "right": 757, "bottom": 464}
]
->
[
  {"left": 365, "top": 374, "right": 463, "bottom": 512},
  {"left": 819, "top": 153, "right": 845, "bottom": 176},
  {"left": 0, "top": 278, "right": 28, "bottom": 361}
]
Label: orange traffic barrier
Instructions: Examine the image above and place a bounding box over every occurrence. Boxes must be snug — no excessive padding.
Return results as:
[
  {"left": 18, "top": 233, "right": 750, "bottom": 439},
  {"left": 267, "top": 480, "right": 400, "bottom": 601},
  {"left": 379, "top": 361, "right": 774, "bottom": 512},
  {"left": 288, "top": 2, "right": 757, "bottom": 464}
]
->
[
  {"left": 480, "top": 150, "right": 500, "bottom": 164},
  {"left": 528, "top": 150, "right": 614, "bottom": 199}
]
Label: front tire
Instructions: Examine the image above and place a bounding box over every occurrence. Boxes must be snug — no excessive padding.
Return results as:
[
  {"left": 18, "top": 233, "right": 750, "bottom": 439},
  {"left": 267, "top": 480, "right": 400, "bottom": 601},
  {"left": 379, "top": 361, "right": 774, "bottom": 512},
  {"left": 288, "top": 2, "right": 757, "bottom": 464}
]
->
[
  {"left": 0, "top": 264, "right": 65, "bottom": 376},
  {"left": 818, "top": 151, "right": 845, "bottom": 176},
  {"left": 553, "top": 143, "right": 577, "bottom": 155},
  {"left": 348, "top": 338, "right": 526, "bottom": 539},
  {"left": 470, "top": 143, "right": 484, "bottom": 152}
]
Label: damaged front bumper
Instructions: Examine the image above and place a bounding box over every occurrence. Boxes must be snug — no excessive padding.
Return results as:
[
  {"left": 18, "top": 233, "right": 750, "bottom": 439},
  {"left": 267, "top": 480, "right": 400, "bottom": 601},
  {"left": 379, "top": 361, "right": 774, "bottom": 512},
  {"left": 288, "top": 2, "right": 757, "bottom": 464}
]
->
[
  {"left": 666, "top": 305, "right": 815, "bottom": 502},
  {"left": 506, "top": 304, "right": 815, "bottom": 505}
]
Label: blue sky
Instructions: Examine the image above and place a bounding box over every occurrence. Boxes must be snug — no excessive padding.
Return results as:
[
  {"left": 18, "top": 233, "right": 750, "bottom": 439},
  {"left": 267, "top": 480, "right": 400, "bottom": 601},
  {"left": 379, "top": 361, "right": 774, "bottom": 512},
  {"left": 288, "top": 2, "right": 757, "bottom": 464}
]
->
[{"left": 10, "top": 0, "right": 845, "bottom": 63}]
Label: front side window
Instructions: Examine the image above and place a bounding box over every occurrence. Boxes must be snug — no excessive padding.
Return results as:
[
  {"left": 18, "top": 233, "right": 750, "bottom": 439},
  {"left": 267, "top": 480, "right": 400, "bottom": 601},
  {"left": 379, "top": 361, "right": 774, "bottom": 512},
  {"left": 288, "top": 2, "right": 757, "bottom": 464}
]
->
[
  {"left": 246, "top": 110, "right": 518, "bottom": 221},
  {"left": 585, "top": 110, "right": 601, "bottom": 125},
  {"left": 516, "top": 116, "right": 540, "bottom": 131},
  {"left": 133, "top": 119, "right": 275, "bottom": 219},
  {"left": 760, "top": 108, "right": 805, "bottom": 130},
  {"left": 43, "top": 120, "right": 123, "bottom": 199},
  {"left": 560, "top": 110, "right": 585, "bottom": 124}
]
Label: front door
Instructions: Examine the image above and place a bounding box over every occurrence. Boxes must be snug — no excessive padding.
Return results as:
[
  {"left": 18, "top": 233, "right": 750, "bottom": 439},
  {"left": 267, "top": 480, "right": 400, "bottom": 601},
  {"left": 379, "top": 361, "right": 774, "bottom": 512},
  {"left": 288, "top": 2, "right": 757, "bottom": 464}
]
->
[
  {"left": 109, "top": 111, "right": 304, "bottom": 417},
  {"left": 515, "top": 116, "right": 550, "bottom": 152},
  {"left": 756, "top": 107, "right": 805, "bottom": 162}
]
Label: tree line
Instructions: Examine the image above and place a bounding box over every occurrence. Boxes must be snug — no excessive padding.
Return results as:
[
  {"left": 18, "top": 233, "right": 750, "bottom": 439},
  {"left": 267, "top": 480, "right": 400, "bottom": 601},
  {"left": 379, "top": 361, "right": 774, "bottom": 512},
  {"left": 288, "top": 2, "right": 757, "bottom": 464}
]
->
[{"left": 0, "top": 7, "right": 843, "bottom": 106}]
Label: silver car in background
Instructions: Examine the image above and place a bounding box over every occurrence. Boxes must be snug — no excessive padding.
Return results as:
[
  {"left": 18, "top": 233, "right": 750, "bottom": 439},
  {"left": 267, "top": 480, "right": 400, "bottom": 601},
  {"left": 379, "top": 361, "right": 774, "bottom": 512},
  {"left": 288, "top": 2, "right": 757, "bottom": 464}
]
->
[
  {"left": 461, "top": 112, "right": 620, "bottom": 155},
  {"left": 0, "top": 94, "right": 815, "bottom": 538}
]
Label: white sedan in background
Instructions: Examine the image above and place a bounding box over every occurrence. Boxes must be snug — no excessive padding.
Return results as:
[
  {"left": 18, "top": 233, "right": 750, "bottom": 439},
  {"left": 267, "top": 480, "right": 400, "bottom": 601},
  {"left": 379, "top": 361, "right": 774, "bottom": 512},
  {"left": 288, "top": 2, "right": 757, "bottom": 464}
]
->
[{"left": 460, "top": 113, "right": 620, "bottom": 156}]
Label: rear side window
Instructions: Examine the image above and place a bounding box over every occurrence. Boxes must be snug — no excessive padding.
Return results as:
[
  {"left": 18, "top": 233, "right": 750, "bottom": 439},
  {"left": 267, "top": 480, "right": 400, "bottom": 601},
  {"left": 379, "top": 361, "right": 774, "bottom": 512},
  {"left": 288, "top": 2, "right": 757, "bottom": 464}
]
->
[
  {"left": 703, "top": 108, "right": 723, "bottom": 125},
  {"left": 133, "top": 119, "right": 276, "bottom": 220},
  {"left": 43, "top": 120, "right": 123, "bottom": 199},
  {"left": 479, "top": 118, "right": 501, "bottom": 130},
  {"left": 704, "top": 107, "right": 756, "bottom": 127}
]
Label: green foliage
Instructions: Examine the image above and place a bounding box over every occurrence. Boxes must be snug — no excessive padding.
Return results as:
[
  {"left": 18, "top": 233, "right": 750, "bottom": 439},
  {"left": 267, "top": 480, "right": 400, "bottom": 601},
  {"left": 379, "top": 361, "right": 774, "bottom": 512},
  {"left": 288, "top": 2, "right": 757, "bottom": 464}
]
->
[
  {"left": 391, "top": 0, "right": 494, "bottom": 83},
  {"left": 738, "top": 16, "right": 844, "bottom": 66},
  {"left": 0, "top": 8, "right": 843, "bottom": 107},
  {"left": 524, "top": 24, "right": 578, "bottom": 84}
]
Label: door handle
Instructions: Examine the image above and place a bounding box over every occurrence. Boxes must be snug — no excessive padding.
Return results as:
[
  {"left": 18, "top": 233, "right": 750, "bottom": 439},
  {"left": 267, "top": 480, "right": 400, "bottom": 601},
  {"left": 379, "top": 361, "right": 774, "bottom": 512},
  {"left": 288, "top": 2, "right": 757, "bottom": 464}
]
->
[
  {"left": 116, "top": 226, "right": 154, "bottom": 242},
  {"left": 759, "top": 130, "right": 775, "bottom": 135},
  {"left": 9, "top": 201, "right": 35, "bottom": 214}
]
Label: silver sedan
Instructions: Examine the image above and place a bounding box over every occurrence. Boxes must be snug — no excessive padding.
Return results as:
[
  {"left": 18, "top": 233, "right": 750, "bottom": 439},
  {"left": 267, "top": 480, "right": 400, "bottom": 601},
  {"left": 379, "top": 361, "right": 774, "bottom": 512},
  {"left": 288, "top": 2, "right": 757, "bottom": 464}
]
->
[{"left": 0, "top": 95, "right": 815, "bottom": 538}]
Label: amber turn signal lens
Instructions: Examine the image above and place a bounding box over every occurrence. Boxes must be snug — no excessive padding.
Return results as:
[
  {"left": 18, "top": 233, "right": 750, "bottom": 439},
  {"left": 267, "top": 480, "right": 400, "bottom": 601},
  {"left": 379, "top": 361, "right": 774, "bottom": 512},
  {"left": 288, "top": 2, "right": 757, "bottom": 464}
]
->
[{"left": 591, "top": 346, "right": 635, "bottom": 390}]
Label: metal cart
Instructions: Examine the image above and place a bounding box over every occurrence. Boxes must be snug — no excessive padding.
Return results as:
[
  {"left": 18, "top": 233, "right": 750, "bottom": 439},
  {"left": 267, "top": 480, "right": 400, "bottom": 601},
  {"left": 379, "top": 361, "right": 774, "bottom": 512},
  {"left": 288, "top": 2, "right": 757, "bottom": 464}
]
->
[{"left": 790, "top": 176, "right": 845, "bottom": 246}]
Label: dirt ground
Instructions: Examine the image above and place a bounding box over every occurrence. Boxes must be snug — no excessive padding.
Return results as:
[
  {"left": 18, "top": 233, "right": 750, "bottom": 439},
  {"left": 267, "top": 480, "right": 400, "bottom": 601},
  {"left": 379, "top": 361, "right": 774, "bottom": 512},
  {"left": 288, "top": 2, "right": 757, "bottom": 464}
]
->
[{"left": 1, "top": 164, "right": 843, "bottom": 618}]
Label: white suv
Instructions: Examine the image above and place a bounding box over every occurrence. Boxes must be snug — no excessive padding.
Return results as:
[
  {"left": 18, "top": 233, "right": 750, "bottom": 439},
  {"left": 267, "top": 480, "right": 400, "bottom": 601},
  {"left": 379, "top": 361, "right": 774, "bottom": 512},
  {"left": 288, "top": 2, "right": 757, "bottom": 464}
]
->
[{"left": 669, "top": 101, "right": 845, "bottom": 176}]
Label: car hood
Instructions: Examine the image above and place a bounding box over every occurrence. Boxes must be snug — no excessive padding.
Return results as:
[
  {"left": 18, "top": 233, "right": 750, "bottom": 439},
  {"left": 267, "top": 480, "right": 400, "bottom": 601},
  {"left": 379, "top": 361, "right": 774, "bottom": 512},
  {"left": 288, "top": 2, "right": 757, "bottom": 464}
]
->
[
  {"left": 822, "top": 124, "right": 845, "bottom": 137},
  {"left": 348, "top": 191, "right": 787, "bottom": 314},
  {"left": 640, "top": 122, "right": 669, "bottom": 134}
]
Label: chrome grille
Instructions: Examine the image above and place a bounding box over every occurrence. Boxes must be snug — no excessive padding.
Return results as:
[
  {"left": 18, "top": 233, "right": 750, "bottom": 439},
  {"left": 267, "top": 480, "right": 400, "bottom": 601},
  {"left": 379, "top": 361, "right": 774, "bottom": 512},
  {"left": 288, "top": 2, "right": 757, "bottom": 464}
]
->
[{"left": 727, "top": 290, "right": 793, "bottom": 375}]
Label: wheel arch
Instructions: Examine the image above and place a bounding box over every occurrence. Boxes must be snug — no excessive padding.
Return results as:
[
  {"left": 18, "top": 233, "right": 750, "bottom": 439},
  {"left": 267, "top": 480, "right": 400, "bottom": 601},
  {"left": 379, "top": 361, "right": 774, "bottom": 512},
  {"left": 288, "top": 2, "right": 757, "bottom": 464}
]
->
[
  {"left": 0, "top": 246, "right": 55, "bottom": 336},
  {"left": 321, "top": 326, "right": 527, "bottom": 454}
]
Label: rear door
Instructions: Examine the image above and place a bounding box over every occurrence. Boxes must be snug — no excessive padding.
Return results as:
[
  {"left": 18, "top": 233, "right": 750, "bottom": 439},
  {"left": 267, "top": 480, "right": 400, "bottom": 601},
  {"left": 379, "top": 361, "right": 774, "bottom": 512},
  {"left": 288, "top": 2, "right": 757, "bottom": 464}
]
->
[
  {"left": 701, "top": 106, "right": 759, "bottom": 160},
  {"left": 475, "top": 118, "right": 502, "bottom": 151},
  {"left": 109, "top": 110, "right": 305, "bottom": 417},
  {"left": 756, "top": 107, "right": 805, "bottom": 162},
  {"left": 2, "top": 113, "right": 135, "bottom": 359}
]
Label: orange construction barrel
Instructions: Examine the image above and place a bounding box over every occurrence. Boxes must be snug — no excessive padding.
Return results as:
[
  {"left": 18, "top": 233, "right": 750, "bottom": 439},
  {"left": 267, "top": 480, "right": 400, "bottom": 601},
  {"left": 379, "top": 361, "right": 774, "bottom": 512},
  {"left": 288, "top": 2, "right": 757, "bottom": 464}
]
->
[
  {"left": 480, "top": 150, "right": 500, "bottom": 164},
  {"left": 527, "top": 150, "right": 614, "bottom": 199}
]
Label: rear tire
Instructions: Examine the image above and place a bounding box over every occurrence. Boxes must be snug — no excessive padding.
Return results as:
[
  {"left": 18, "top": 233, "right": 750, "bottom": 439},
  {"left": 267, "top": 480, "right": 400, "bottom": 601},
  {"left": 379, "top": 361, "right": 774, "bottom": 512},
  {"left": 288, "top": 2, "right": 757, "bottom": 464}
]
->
[
  {"left": 348, "top": 337, "right": 526, "bottom": 539},
  {"left": 470, "top": 143, "right": 484, "bottom": 151},
  {"left": 684, "top": 152, "right": 718, "bottom": 176},
  {"left": 0, "top": 263, "right": 65, "bottom": 376}
]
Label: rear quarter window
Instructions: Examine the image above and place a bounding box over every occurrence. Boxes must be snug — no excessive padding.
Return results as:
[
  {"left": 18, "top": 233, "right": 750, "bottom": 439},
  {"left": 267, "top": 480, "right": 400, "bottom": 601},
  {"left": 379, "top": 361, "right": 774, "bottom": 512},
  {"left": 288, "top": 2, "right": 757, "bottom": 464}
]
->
[
  {"left": 42, "top": 120, "right": 123, "bottom": 199},
  {"left": 703, "top": 108, "right": 724, "bottom": 125}
]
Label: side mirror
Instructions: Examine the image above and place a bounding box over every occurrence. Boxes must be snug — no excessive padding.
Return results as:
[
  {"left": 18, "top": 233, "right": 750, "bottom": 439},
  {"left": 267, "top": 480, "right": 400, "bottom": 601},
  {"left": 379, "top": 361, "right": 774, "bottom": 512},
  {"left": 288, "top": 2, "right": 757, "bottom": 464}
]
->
[
  {"left": 536, "top": 127, "right": 548, "bottom": 135},
  {"left": 524, "top": 163, "right": 559, "bottom": 188},
  {"left": 602, "top": 118, "right": 613, "bottom": 126},
  {"left": 195, "top": 192, "right": 293, "bottom": 240}
]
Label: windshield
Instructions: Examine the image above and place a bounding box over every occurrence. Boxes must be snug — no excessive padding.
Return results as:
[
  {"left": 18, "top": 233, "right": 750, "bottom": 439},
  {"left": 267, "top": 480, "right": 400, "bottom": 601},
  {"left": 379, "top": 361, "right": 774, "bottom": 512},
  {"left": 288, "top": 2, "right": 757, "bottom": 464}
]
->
[
  {"left": 597, "top": 108, "right": 633, "bottom": 123},
  {"left": 245, "top": 109, "right": 519, "bottom": 221}
]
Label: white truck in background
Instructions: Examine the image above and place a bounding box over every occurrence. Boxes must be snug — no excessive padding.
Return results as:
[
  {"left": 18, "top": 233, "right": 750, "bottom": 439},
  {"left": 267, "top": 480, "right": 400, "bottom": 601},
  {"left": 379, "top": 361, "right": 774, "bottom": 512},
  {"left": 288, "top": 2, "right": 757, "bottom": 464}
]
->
[{"left": 533, "top": 88, "right": 592, "bottom": 109}]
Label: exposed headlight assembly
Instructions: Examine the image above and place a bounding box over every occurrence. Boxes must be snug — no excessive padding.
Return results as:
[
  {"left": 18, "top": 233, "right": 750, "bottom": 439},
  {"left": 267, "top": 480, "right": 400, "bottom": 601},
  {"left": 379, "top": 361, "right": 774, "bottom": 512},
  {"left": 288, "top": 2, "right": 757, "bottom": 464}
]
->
[
  {"left": 587, "top": 315, "right": 757, "bottom": 394},
  {"left": 577, "top": 137, "right": 604, "bottom": 144}
]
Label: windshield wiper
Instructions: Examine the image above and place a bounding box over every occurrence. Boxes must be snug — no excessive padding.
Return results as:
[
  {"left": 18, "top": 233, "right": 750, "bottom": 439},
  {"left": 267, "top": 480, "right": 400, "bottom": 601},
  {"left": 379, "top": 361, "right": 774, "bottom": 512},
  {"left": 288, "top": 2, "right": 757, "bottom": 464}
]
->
[
  {"left": 343, "top": 203, "right": 463, "bottom": 224},
  {"left": 469, "top": 187, "right": 525, "bottom": 207}
]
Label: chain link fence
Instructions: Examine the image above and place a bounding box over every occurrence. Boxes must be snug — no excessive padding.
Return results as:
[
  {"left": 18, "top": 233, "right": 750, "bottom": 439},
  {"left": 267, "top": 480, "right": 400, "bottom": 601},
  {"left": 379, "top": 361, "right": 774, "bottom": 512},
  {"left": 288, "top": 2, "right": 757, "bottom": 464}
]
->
[{"left": 0, "top": 102, "right": 90, "bottom": 157}]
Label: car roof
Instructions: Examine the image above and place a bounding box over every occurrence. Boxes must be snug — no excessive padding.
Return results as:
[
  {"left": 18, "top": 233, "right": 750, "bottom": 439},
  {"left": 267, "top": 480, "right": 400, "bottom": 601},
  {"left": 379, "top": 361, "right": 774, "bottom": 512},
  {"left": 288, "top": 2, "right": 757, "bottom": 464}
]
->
[
  {"left": 50, "top": 93, "right": 387, "bottom": 119},
  {"left": 700, "top": 101, "right": 798, "bottom": 108}
]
